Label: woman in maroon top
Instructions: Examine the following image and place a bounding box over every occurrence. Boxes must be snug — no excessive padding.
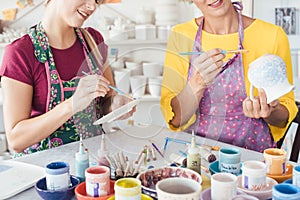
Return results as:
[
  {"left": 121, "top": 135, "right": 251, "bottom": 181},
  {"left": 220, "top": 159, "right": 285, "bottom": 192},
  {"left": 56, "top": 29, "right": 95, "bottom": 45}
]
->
[{"left": 0, "top": 0, "right": 133, "bottom": 155}]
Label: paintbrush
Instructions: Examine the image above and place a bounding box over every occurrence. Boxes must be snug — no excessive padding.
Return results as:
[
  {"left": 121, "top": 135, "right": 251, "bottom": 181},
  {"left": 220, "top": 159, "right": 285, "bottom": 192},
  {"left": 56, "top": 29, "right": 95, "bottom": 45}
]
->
[
  {"left": 148, "top": 139, "right": 165, "bottom": 158},
  {"left": 164, "top": 137, "right": 220, "bottom": 151},
  {"left": 82, "top": 71, "right": 135, "bottom": 100},
  {"left": 179, "top": 49, "right": 249, "bottom": 55}
]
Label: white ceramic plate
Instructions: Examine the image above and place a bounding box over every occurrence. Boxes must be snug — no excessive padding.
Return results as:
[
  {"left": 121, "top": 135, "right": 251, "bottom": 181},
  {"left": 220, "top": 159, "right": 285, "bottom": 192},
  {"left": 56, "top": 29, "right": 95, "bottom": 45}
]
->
[{"left": 93, "top": 100, "right": 140, "bottom": 125}]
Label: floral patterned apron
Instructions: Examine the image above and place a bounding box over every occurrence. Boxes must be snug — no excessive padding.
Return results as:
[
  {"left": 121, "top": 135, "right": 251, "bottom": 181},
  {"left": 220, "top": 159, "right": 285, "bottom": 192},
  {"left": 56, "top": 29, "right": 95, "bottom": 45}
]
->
[
  {"left": 19, "top": 22, "right": 103, "bottom": 155},
  {"left": 188, "top": 6, "right": 276, "bottom": 152}
]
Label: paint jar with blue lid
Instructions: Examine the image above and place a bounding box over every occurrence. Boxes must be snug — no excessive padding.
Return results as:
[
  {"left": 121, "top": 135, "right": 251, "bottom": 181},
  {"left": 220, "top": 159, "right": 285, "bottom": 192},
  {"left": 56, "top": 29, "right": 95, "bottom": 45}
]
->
[
  {"left": 45, "top": 161, "right": 70, "bottom": 191},
  {"left": 272, "top": 183, "right": 300, "bottom": 200}
]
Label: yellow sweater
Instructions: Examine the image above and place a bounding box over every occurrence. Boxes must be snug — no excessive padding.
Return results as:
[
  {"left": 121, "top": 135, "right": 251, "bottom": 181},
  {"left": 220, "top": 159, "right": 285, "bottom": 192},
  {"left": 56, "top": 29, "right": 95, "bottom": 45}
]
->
[{"left": 160, "top": 18, "right": 298, "bottom": 142}]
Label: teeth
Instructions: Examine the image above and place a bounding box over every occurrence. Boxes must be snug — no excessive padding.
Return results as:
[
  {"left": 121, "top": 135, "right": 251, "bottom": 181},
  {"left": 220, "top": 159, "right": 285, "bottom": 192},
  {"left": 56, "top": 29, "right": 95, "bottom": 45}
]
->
[
  {"left": 78, "top": 10, "right": 88, "bottom": 17},
  {"left": 210, "top": 0, "right": 220, "bottom": 6}
]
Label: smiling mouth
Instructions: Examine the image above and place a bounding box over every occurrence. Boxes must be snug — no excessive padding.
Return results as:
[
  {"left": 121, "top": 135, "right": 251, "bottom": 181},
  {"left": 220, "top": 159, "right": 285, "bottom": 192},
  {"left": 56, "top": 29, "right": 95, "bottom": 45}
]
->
[
  {"left": 77, "top": 10, "right": 89, "bottom": 19},
  {"left": 208, "top": 0, "right": 223, "bottom": 7}
]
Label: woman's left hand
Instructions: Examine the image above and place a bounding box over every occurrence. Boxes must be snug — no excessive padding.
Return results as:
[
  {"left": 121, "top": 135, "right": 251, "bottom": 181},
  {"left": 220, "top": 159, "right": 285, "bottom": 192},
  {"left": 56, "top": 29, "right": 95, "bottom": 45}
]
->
[
  {"left": 111, "top": 95, "right": 136, "bottom": 120},
  {"left": 243, "top": 88, "right": 279, "bottom": 119}
]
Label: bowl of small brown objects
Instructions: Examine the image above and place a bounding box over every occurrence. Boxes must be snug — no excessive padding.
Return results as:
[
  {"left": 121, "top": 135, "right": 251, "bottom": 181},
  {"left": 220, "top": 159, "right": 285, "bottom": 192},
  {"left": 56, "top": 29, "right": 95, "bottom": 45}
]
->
[{"left": 136, "top": 166, "right": 202, "bottom": 199}]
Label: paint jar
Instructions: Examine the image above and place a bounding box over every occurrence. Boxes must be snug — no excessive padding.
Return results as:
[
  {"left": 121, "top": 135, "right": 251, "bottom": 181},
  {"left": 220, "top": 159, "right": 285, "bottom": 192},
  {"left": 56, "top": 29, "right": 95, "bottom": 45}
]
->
[
  {"left": 114, "top": 177, "right": 141, "bottom": 200},
  {"left": 293, "top": 165, "right": 300, "bottom": 188},
  {"left": 242, "top": 160, "right": 267, "bottom": 190},
  {"left": 263, "top": 148, "right": 286, "bottom": 175},
  {"left": 45, "top": 161, "right": 70, "bottom": 191},
  {"left": 272, "top": 183, "right": 300, "bottom": 200},
  {"left": 219, "top": 147, "right": 241, "bottom": 175},
  {"left": 85, "top": 166, "right": 110, "bottom": 197}
]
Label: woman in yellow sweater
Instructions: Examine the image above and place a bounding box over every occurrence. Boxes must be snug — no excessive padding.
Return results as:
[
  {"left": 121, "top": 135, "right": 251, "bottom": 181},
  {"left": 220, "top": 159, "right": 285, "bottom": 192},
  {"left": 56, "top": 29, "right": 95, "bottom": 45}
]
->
[{"left": 160, "top": 0, "right": 298, "bottom": 152}]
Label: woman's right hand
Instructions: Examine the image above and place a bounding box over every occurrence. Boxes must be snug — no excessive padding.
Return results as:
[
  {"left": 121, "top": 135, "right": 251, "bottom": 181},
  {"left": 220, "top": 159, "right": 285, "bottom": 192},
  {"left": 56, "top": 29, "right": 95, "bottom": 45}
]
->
[
  {"left": 188, "top": 48, "right": 225, "bottom": 95},
  {"left": 71, "top": 74, "right": 110, "bottom": 114}
]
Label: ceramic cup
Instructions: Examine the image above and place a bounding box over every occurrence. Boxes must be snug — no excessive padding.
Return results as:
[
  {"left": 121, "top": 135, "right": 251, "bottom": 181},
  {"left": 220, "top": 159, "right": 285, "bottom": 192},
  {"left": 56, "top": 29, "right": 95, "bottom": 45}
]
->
[
  {"left": 211, "top": 172, "right": 237, "bottom": 200},
  {"left": 272, "top": 183, "right": 300, "bottom": 200},
  {"left": 45, "top": 161, "right": 70, "bottom": 191},
  {"left": 85, "top": 166, "right": 110, "bottom": 197},
  {"left": 148, "top": 76, "right": 163, "bottom": 97},
  {"left": 142, "top": 62, "right": 163, "bottom": 77},
  {"left": 113, "top": 68, "right": 131, "bottom": 94},
  {"left": 248, "top": 54, "right": 294, "bottom": 104},
  {"left": 130, "top": 75, "right": 147, "bottom": 98},
  {"left": 219, "top": 147, "right": 241, "bottom": 175},
  {"left": 156, "top": 177, "right": 201, "bottom": 200},
  {"left": 263, "top": 148, "right": 287, "bottom": 175},
  {"left": 242, "top": 160, "right": 267, "bottom": 190},
  {"left": 292, "top": 165, "right": 300, "bottom": 188},
  {"left": 114, "top": 177, "right": 141, "bottom": 200}
]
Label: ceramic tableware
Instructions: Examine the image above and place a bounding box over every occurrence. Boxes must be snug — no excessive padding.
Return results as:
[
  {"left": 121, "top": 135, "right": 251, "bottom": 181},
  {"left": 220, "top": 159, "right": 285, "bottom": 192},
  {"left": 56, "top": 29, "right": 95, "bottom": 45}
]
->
[
  {"left": 156, "top": 177, "right": 202, "bottom": 200},
  {"left": 130, "top": 75, "right": 147, "bottom": 98},
  {"left": 248, "top": 54, "right": 294, "bottom": 104},
  {"left": 266, "top": 163, "right": 293, "bottom": 183},
  {"left": 148, "top": 76, "right": 163, "bottom": 97},
  {"left": 137, "top": 166, "right": 202, "bottom": 199},
  {"left": 36, "top": 175, "right": 80, "bottom": 200},
  {"left": 209, "top": 160, "right": 242, "bottom": 176},
  {"left": 113, "top": 68, "right": 131, "bottom": 94},
  {"left": 237, "top": 175, "right": 278, "bottom": 200},
  {"left": 211, "top": 172, "right": 237, "bottom": 200},
  {"left": 219, "top": 148, "right": 241, "bottom": 175},
  {"left": 201, "top": 188, "right": 247, "bottom": 200},
  {"left": 75, "top": 180, "right": 115, "bottom": 200}
]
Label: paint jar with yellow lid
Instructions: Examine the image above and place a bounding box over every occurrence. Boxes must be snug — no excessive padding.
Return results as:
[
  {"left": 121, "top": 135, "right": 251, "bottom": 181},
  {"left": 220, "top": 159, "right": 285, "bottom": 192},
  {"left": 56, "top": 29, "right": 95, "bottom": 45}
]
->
[{"left": 114, "top": 178, "right": 141, "bottom": 200}]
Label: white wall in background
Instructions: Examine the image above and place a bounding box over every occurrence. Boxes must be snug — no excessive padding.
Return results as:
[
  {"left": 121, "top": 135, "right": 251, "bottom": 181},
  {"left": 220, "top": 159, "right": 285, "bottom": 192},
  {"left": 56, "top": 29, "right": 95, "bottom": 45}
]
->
[{"left": 253, "top": 0, "right": 300, "bottom": 50}]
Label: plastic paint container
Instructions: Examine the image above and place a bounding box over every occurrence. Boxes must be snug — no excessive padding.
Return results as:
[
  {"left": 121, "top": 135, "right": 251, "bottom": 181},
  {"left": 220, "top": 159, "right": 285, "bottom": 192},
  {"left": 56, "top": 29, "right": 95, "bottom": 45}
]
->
[{"left": 114, "top": 178, "right": 141, "bottom": 200}]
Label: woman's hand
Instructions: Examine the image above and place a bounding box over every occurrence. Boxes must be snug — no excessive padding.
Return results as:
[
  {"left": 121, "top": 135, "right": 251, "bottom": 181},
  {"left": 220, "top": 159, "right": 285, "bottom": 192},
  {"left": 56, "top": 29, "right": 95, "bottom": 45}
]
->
[
  {"left": 71, "top": 74, "right": 110, "bottom": 114},
  {"left": 111, "top": 95, "right": 136, "bottom": 120},
  {"left": 188, "top": 48, "right": 225, "bottom": 95},
  {"left": 243, "top": 88, "right": 279, "bottom": 119}
]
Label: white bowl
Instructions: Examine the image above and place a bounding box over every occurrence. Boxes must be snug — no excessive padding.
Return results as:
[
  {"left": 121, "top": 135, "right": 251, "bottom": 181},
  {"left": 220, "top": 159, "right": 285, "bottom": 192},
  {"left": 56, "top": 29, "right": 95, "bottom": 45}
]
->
[
  {"left": 237, "top": 175, "right": 278, "bottom": 200},
  {"left": 137, "top": 166, "right": 202, "bottom": 199}
]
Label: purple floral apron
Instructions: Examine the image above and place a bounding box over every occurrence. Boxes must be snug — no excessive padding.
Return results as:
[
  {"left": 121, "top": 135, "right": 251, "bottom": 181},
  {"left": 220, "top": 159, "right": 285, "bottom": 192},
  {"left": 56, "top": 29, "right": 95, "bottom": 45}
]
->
[
  {"left": 188, "top": 6, "right": 276, "bottom": 152},
  {"left": 17, "top": 22, "right": 103, "bottom": 155}
]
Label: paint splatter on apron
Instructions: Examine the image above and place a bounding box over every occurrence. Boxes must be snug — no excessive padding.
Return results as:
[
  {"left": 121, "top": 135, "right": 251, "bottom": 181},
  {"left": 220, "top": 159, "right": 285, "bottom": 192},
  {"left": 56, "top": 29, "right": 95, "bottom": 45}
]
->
[
  {"left": 188, "top": 6, "right": 276, "bottom": 152},
  {"left": 17, "top": 22, "right": 103, "bottom": 156}
]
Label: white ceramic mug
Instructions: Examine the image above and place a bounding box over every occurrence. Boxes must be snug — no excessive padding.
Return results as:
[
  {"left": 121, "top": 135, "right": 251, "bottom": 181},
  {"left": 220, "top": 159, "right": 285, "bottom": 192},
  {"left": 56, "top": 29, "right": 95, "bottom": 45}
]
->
[
  {"left": 248, "top": 54, "right": 294, "bottom": 104},
  {"left": 211, "top": 172, "right": 237, "bottom": 200},
  {"left": 242, "top": 160, "right": 267, "bottom": 190},
  {"left": 156, "top": 177, "right": 202, "bottom": 200}
]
